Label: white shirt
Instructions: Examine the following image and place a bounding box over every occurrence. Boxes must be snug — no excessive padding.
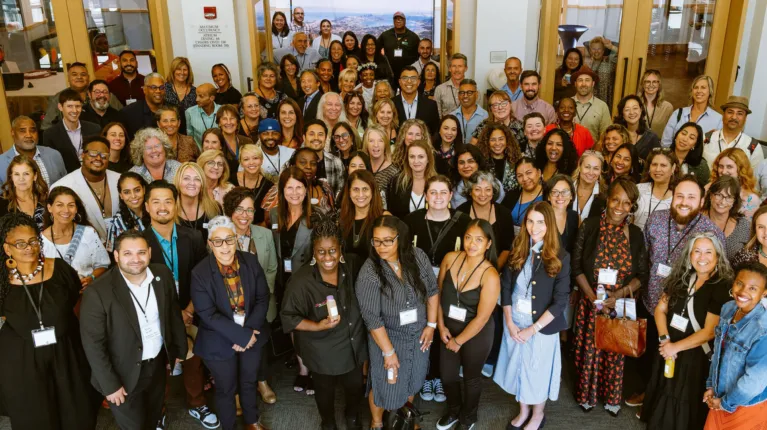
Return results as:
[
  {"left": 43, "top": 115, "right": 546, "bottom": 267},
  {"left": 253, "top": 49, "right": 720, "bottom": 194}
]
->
[
  {"left": 409, "top": 191, "right": 426, "bottom": 212},
  {"left": 51, "top": 169, "right": 121, "bottom": 242},
  {"left": 121, "top": 267, "right": 163, "bottom": 360},
  {"left": 401, "top": 95, "right": 419, "bottom": 121},
  {"left": 572, "top": 181, "right": 601, "bottom": 221},
  {"left": 633, "top": 182, "right": 672, "bottom": 231},
  {"left": 41, "top": 225, "right": 110, "bottom": 278},
  {"left": 702, "top": 129, "right": 764, "bottom": 169},
  {"left": 261, "top": 146, "right": 295, "bottom": 179}
]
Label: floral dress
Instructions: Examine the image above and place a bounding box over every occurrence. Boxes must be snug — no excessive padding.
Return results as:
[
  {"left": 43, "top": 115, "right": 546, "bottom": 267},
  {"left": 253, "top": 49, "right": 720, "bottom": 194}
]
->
[{"left": 573, "top": 214, "right": 633, "bottom": 409}]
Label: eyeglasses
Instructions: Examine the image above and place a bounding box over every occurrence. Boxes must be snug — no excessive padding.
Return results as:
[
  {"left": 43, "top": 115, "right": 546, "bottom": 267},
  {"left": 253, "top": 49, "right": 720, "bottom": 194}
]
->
[
  {"left": 206, "top": 161, "right": 225, "bottom": 168},
  {"left": 371, "top": 235, "right": 398, "bottom": 247},
  {"left": 489, "top": 101, "right": 510, "bottom": 110},
  {"left": 400, "top": 76, "right": 419, "bottom": 82},
  {"left": 549, "top": 190, "right": 572, "bottom": 198},
  {"left": 147, "top": 85, "right": 164, "bottom": 92},
  {"left": 458, "top": 91, "right": 476, "bottom": 96},
  {"left": 712, "top": 193, "right": 735, "bottom": 204},
  {"left": 145, "top": 144, "right": 164, "bottom": 152},
  {"left": 209, "top": 236, "right": 236, "bottom": 247},
  {"left": 87, "top": 151, "right": 109, "bottom": 159},
  {"left": 5, "top": 239, "right": 41, "bottom": 249},
  {"left": 92, "top": 90, "right": 109, "bottom": 96},
  {"left": 234, "top": 207, "right": 256, "bottom": 215},
  {"left": 333, "top": 132, "right": 350, "bottom": 141}
]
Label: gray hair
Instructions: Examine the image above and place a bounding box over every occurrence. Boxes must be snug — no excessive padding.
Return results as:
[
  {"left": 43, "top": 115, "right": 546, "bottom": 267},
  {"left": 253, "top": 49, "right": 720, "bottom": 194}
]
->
[
  {"left": 130, "top": 127, "right": 176, "bottom": 166},
  {"left": 11, "top": 115, "right": 35, "bottom": 129},
  {"left": 145, "top": 72, "right": 165, "bottom": 82},
  {"left": 315, "top": 92, "right": 348, "bottom": 126},
  {"left": 257, "top": 62, "right": 281, "bottom": 83},
  {"left": 464, "top": 170, "right": 500, "bottom": 200},
  {"left": 206, "top": 215, "right": 236, "bottom": 237},
  {"left": 459, "top": 78, "right": 478, "bottom": 88}
]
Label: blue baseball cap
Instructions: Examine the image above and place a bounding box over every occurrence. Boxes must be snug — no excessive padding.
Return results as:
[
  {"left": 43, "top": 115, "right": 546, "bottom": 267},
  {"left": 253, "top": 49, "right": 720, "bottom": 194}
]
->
[{"left": 258, "top": 118, "right": 281, "bottom": 133}]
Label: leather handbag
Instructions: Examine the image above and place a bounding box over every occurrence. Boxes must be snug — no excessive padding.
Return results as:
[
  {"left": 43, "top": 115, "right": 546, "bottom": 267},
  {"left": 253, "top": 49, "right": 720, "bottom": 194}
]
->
[
  {"left": 388, "top": 402, "right": 426, "bottom": 430},
  {"left": 594, "top": 285, "right": 647, "bottom": 358}
]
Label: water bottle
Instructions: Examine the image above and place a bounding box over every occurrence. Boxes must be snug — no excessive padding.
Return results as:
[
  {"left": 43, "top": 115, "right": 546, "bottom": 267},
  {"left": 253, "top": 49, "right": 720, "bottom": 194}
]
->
[
  {"left": 387, "top": 368, "right": 395, "bottom": 383},
  {"left": 327, "top": 295, "right": 339, "bottom": 322},
  {"left": 596, "top": 285, "right": 606, "bottom": 311},
  {"left": 664, "top": 357, "right": 675, "bottom": 378}
]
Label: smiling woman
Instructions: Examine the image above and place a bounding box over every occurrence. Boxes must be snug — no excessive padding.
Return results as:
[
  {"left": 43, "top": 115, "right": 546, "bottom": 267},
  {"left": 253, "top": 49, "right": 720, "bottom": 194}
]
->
[
  {"left": 129, "top": 127, "right": 182, "bottom": 183},
  {"left": 0, "top": 155, "right": 48, "bottom": 230}
]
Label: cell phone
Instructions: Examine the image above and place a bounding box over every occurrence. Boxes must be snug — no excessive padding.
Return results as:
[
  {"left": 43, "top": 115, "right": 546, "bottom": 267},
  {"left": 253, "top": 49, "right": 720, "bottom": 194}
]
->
[{"left": 564, "top": 74, "right": 571, "bottom": 84}]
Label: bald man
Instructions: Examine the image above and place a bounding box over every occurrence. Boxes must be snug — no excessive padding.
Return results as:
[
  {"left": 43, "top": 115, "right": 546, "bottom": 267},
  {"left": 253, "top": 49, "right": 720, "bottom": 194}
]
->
[
  {"left": 0, "top": 116, "right": 67, "bottom": 186},
  {"left": 185, "top": 83, "right": 220, "bottom": 146},
  {"left": 120, "top": 72, "right": 167, "bottom": 140}
]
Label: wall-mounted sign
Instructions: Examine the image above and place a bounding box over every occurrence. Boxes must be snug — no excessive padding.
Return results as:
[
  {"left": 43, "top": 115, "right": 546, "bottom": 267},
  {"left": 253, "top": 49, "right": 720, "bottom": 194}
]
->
[{"left": 183, "top": 1, "right": 240, "bottom": 89}]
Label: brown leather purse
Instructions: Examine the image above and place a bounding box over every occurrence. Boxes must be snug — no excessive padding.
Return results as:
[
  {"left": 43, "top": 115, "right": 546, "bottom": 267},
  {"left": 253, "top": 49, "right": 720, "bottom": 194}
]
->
[{"left": 594, "top": 285, "right": 647, "bottom": 358}]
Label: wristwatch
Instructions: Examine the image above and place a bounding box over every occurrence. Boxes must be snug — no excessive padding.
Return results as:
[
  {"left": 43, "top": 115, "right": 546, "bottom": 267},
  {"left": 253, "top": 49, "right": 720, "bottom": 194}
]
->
[{"left": 658, "top": 334, "right": 669, "bottom": 342}]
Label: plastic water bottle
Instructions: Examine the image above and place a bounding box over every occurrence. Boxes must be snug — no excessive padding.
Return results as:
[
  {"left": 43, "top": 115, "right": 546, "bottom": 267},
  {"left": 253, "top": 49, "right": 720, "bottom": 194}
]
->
[
  {"left": 596, "top": 285, "right": 606, "bottom": 311},
  {"left": 387, "top": 368, "right": 395, "bottom": 383},
  {"left": 327, "top": 295, "right": 339, "bottom": 321},
  {"left": 664, "top": 357, "right": 675, "bottom": 378}
]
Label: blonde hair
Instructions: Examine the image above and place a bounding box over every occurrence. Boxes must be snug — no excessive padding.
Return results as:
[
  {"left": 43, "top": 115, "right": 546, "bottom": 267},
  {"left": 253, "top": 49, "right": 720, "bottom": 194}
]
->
[
  {"left": 362, "top": 123, "right": 392, "bottom": 161},
  {"left": 338, "top": 68, "right": 358, "bottom": 85},
  {"left": 392, "top": 119, "right": 432, "bottom": 167},
  {"left": 371, "top": 98, "right": 399, "bottom": 131},
  {"left": 396, "top": 139, "right": 437, "bottom": 193},
  {"left": 711, "top": 148, "right": 758, "bottom": 194},
  {"left": 689, "top": 75, "right": 715, "bottom": 107},
  {"left": 166, "top": 57, "right": 195, "bottom": 85},
  {"left": 594, "top": 124, "right": 631, "bottom": 156},
  {"left": 238, "top": 143, "right": 263, "bottom": 163},
  {"left": 197, "top": 149, "right": 230, "bottom": 188},
  {"left": 637, "top": 70, "right": 666, "bottom": 107},
  {"left": 173, "top": 162, "right": 221, "bottom": 219},
  {"left": 572, "top": 150, "right": 606, "bottom": 199}
]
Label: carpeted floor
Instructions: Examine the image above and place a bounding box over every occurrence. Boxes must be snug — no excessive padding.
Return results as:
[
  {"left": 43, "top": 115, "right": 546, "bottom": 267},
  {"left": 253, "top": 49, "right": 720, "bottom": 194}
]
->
[{"left": 0, "top": 348, "right": 650, "bottom": 430}]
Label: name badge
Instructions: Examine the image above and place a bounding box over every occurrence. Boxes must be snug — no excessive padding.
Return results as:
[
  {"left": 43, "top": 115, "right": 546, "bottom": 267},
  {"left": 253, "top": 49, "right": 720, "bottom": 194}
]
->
[
  {"left": 310, "top": 198, "right": 319, "bottom": 205},
  {"left": 141, "top": 322, "right": 162, "bottom": 341},
  {"left": 516, "top": 298, "right": 532, "bottom": 314},
  {"left": 32, "top": 326, "right": 57, "bottom": 348},
  {"left": 272, "top": 223, "right": 278, "bottom": 230},
  {"left": 399, "top": 308, "right": 417, "bottom": 326},
  {"left": 233, "top": 312, "right": 245, "bottom": 327},
  {"left": 284, "top": 259, "right": 292, "bottom": 273},
  {"left": 126, "top": 98, "right": 137, "bottom": 105},
  {"left": 202, "top": 223, "right": 209, "bottom": 229},
  {"left": 598, "top": 268, "right": 618, "bottom": 286},
  {"left": 448, "top": 304, "right": 467, "bottom": 322},
  {"left": 432, "top": 266, "right": 440, "bottom": 277},
  {"left": 657, "top": 263, "right": 672, "bottom": 278},
  {"left": 175, "top": 280, "right": 180, "bottom": 295},
  {"left": 394, "top": 49, "right": 403, "bottom": 57},
  {"left": 513, "top": 225, "right": 521, "bottom": 236},
  {"left": 670, "top": 313, "right": 689, "bottom": 332}
]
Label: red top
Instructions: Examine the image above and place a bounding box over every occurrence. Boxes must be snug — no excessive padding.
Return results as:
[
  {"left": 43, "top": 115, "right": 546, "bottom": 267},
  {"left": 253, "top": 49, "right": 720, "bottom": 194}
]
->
[{"left": 545, "top": 123, "right": 594, "bottom": 157}]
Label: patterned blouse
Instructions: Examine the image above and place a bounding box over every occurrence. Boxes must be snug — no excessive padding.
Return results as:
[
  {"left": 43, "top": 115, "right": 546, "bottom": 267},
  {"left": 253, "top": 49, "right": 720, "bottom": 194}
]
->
[
  {"left": 217, "top": 256, "right": 244, "bottom": 311},
  {"left": 592, "top": 214, "right": 633, "bottom": 292},
  {"left": 164, "top": 83, "right": 197, "bottom": 115},
  {"left": 258, "top": 91, "right": 287, "bottom": 119},
  {"left": 472, "top": 118, "right": 526, "bottom": 149}
]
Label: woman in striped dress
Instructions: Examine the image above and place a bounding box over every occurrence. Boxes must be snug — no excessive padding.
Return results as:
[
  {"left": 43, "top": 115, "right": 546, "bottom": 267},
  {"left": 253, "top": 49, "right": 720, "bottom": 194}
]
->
[{"left": 356, "top": 215, "right": 439, "bottom": 429}]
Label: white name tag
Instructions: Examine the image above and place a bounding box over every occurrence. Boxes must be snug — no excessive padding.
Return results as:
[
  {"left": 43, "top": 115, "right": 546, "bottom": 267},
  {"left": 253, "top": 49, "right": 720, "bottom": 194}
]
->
[
  {"left": 234, "top": 312, "right": 245, "bottom": 327},
  {"left": 310, "top": 198, "right": 319, "bottom": 205},
  {"left": 126, "top": 98, "right": 137, "bottom": 105},
  {"left": 598, "top": 268, "right": 618, "bottom": 286},
  {"left": 394, "top": 49, "right": 403, "bottom": 57},
  {"left": 516, "top": 298, "right": 532, "bottom": 314},
  {"left": 657, "top": 263, "right": 672, "bottom": 278},
  {"left": 175, "top": 280, "right": 180, "bottom": 295},
  {"left": 448, "top": 304, "right": 467, "bottom": 322},
  {"left": 284, "top": 259, "right": 293, "bottom": 273},
  {"left": 399, "top": 308, "right": 417, "bottom": 326},
  {"left": 202, "top": 223, "right": 209, "bottom": 229},
  {"left": 615, "top": 298, "right": 637, "bottom": 321},
  {"left": 272, "top": 223, "right": 278, "bottom": 230},
  {"left": 670, "top": 313, "right": 689, "bottom": 332},
  {"left": 513, "top": 225, "right": 521, "bottom": 236},
  {"left": 432, "top": 266, "right": 440, "bottom": 277},
  {"left": 141, "top": 322, "right": 162, "bottom": 341},
  {"left": 32, "top": 326, "right": 57, "bottom": 347}
]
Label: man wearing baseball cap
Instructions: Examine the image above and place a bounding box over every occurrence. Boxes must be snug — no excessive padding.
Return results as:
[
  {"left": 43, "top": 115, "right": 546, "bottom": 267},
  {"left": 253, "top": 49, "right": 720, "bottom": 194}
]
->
[
  {"left": 377, "top": 11, "right": 421, "bottom": 90},
  {"left": 703, "top": 96, "right": 764, "bottom": 169},
  {"left": 571, "top": 68, "right": 611, "bottom": 142},
  {"left": 258, "top": 118, "right": 294, "bottom": 182}
]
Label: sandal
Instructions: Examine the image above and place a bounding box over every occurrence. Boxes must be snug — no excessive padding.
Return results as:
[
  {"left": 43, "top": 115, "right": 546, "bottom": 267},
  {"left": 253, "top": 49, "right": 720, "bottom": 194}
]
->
[
  {"left": 293, "top": 374, "right": 309, "bottom": 392},
  {"left": 305, "top": 374, "right": 315, "bottom": 396}
]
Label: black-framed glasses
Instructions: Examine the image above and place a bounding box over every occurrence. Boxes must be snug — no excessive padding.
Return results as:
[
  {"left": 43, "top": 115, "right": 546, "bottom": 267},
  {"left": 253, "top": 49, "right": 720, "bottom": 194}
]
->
[
  {"left": 234, "top": 207, "right": 256, "bottom": 215},
  {"left": 209, "top": 236, "right": 236, "bottom": 247},
  {"left": 87, "top": 150, "right": 109, "bottom": 159},
  {"left": 147, "top": 85, "right": 164, "bottom": 92},
  {"left": 5, "top": 239, "right": 41, "bottom": 249},
  {"left": 333, "top": 132, "right": 350, "bottom": 141},
  {"left": 712, "top": 193, "right": 735, "bottom": 204},
  {"left": 458, "top": 91, "right": 476, "bottom": 96},
  {"left": 371, "top": 235, "right": 399, "bottom": 247}
]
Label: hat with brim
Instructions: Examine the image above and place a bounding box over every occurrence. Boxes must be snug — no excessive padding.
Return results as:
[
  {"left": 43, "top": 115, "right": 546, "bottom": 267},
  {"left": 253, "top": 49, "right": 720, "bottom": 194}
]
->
[
  {"left": 571, "top": 67, "right": 599, "bottom": 84},
  {"left": 393, "top": 11, "right": 406, "bottom": 20},
  {"left": 720, "top": 95, "right": 751, "bottom": 115}
]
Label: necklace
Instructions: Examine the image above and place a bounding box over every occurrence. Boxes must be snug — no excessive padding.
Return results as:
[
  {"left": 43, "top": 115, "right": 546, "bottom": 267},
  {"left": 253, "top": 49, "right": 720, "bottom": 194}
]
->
[
  {"left": 10, "top": 260, "right": 44, "bottom": 282},
  {"left": 388, "top": 260, "right": 400, "bottom": 272},
  {"left": 759, "top": 246, "right": 767, "bottom": 259}
]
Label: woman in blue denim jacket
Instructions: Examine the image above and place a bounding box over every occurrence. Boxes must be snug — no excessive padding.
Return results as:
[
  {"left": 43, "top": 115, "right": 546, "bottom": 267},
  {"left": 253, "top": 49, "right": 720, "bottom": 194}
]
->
[{"left": 703, "top": 262, "right": 767, "bottom": 429}]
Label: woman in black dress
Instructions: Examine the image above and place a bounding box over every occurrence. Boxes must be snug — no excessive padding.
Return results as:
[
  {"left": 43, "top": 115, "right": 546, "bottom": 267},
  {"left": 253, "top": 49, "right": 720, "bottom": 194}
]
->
[
  {"left": 0, "top": 213, "right": 98, "bottom": 430},
  {"left": 339, "top": 170, "right": 389, "bottom": 261},
  {"left": 640, "top": 232, "right": 732, "bottom": 429},
  {"left": 0, "top": 155, "right": 47, "bottom": 230},
  {"left": 235, "top": 144, "right": 273, "bottom": 225}
]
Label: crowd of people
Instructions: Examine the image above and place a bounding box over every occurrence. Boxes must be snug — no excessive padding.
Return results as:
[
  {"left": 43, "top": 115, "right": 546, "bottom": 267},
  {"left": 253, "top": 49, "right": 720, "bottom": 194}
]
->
[{"left": 0, "top": 6, "right": 766, "bottom": 430}]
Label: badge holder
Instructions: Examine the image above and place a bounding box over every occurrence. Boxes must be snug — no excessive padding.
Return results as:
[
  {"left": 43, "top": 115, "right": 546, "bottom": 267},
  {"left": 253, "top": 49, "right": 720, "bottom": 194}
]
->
[
  {"left": 448, "top": 304, "right": 467, "bottom": 322},
  {"left": 20, "top": 267, "right": 57, "bottom": 348},
  {"left": 399, "top": 308, "right": 417, "bottom": 326},
  {"left": 234, "top": 311, "right": 246, "bottom": 327}
]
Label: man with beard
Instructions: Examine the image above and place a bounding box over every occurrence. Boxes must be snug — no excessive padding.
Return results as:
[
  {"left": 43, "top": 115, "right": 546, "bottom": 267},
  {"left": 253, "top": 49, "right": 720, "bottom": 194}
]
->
[
  {"left": 302, "top": 119, "right": 344, "bottom": 197},
  {"left": 185, "top": 83, "right": 220, "bottom": 147},
  {"left": 410, "top": 38, "right": 439, "bottom": 76},
  {"left": 140, "top": 180, "right": 214, "bottom": 430},
  {"left": 42, "top": 62, "right": 124, "bottom": 130},
  {"left": 501, "top": 57, "right": 523, "bottom": 102},
  {"left": 81, "top": 79, "right": 121, "bottom": 127},
  {"left": 108, "top": 50, "right": 146, "bottom": 106},
  {"left": 393, "top": 66, "right": 439, "bottom": 135},
  {"left": 273, "top": 32, "right": 321, "bottom": 73},
  {"left": 80, "top": 230, "right": 187, "bottom": 430},
  {"left": 571, "top": 68, "right": 611, "bottom": 143},
  {"left": 435, "top": 53, "right": 468, "bottom": 117},
  {"left": 626, "top": 175, "right": 725, "bottom": 408},
  {"left": 511, "top": 70, "right": 557, "bottom": 125},
  {"left": 51, "top": 136, "right": 121, "bottom": 241},
  {"left": 258, "top": 118, "right": 294, "bottom": 182},
  {"left": 41, "top": 88, "right": 102, "bottom": 173},
  {"left": 121, "top": 72, "right": 167, "bottom": 140},
  {"left": 450, "top": 79, "right": 488, "bottom": 145},
  {"left": 703, "top": 96, "right": 763, "bottom": 169},
  {"left": 0, "top": 116, "right": 66, "bottom": 186}
]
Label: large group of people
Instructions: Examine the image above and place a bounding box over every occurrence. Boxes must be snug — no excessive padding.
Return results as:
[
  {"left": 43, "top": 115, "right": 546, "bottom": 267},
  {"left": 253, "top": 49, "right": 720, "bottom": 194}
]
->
[{"left": 1, "top": 6, "right": 766, "bottom": 430}]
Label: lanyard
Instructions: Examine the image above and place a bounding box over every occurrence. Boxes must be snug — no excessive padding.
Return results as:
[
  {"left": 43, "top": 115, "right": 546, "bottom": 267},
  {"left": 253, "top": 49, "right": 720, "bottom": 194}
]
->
[
  {"left": 515, "top": 187, "right": 542, "bottom": 225},
  {"left": 424, "top": 215, "right": 451, "bottom": 265},
  {"left": 264, "top": 149, "right": 281, "bottom": 174},
  {"left": 680, "top": 275, "right": 699, "bottom": 318},
  {"left": 160, "top": 235, "right": 177, "bottom": 279},
  {"left": 459, "top": 108, "right": 476, "bottom": 143},
  {"left": 666, "top": 214, "right": 701, "bottom": 264},
  {"left": 718, "top": 132, "right": 743, "bottom": 153},
  {"left": 127, "top": 278, "right": 153, "bottom": 321},
  {"left": 648, "top": 183, "right": 669, "bottom": 219},
  {"left": 524, "top": 251, "right": 543, "bottom": 298},
  {"left": 199, "top": 111, "right": 213, "bottom": 131},
  {"left": 84, "top": 176, "right": 108, "bottom": 217},
  {"left": 181, "top": 200, "right": 200, "bottom": 227},
  {"left": 20, "top": 265, "right": 46, "bottom": 329},
  {"left": 449, "top": 85, "right": 458, "bottom": 109},
  {"left": 647, "top": 104, "right": 657, "bottom": 129},
  {"left": 298, "top": 52, "right": 307, "bottom": 70},
  {"left": 471, "top": 203, "right": 495, "bottom": 224},
  {"left": 410, "top": 192, "right": 425, "bottom": 212},
  {"left": 576, "top": 102, "right": 593, "bottom": 123}
]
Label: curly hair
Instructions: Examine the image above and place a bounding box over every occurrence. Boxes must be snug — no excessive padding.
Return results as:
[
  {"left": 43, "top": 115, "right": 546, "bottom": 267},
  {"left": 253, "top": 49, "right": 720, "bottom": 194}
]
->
[
  {"left": 0, "top": 213, "right": 41, "bottom": 313},
  {"left": 476, "top": 122, "right": 520, "bottom": 169},
  {"left": 222, "top": 186, "right": 257, "bottom": 219},
  {"left": 130, "top": 127, "right": 176, "bottom": 166},
  {"left": 310, "top": 210, "right": 343, "bottom": 250},
  {"left": 0, "top": 155, "right": 49, "bottom": 212},
  {"left": 368, "top": 215, "right": 427, "bottom": 300},
  {"left": 594, "top": 124, "right": 631, "bottom": 158},
  {"left": 508, "top": 201, "right": 562, "bottom": 277},
  {"left": 710, "top": 148, "right": 758, "bottom": 194},
  {"left": 534, "top": 128, "right": 578, "bottom": 176}
]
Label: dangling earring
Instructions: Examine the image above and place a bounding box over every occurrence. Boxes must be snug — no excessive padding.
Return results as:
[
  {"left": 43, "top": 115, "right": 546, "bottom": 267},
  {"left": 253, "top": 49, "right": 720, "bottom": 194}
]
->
[
  {"left": 728, "top": 288, "right": 733, "bottom": 298},
  {"left": 5, "top": 257, "right": 17, "bottom": 270},
  {"left": 310, "top": 257, "right": 317, "bottom": 266},
  {"left": 339, "top": 255, "right": 346, "bottom": 264}
]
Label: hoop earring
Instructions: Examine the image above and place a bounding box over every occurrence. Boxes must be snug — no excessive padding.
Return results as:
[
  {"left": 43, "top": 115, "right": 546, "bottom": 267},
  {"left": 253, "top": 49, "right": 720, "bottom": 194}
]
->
[
  {"left": 339, "top": 255, "right": 346, "bottom": 264},
  {"left": 5, "top": 258, "right": 16, "bottom": 270},
  {"left": 728, "top": 288, "right": 733, "bottom": 298},
  {"left": 75, "top": 213, "right": 82, "bottom": 223},
  {"left": 310, "top": 257, "right": 317, "bottom": 266}
]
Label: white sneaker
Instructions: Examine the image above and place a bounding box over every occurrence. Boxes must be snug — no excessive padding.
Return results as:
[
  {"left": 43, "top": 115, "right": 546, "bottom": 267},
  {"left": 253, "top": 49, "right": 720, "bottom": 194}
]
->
[
  {"left": 420, "top": 379, "right": 434, "bottom": 401},
  {"left": 433, "top": 378, "right": 446, "bottom": 402},
  {"left": 189, "top": 405, "right": 220, "bottom": 429}
]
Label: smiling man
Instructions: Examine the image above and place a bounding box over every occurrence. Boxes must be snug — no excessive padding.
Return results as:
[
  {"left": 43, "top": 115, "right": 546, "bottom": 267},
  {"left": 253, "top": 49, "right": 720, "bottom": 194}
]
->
[
  {"left": 108, "top": 50, "right": 145, "bottom": 105},
  {"left": 258, "top": 118, "right": 294, "bottom": 182},
  {"left": 41, "top": 88, "right": 102, "bottom": 173},
  {"left": 393, "top": 66, "right": 440, "bottom": 135},
  {"left": 378, "top": 11, "right": 420, "bottom": 89},
  {"left": 571, "top": 68, "right": 612, "bottom": 143},
  {"left": 185, "top": 83, "right": 220, "bottom": 147},
  {"left": 0, "top": 116, "right": 67, "bottom": 186},
  {"left": 273, "top": 31, "right": 322, "bottom": 73},
  {"left": 120, "top": 72, "right": 167, "bottom": 140},
  {"left": 450, "top": 79, "right": 488, "bottom": 145},
  {"left": 702, "top": 96, "right": 763, "bottom": 169},
  {"left": 81, "top": 79, "right": 122, "bottom": 127},
  {"left": 51, "top": 136, "right": 121, "bottom": 241},
  {"left": 302, "top": 119, "right": 344, "bottom": 197}
]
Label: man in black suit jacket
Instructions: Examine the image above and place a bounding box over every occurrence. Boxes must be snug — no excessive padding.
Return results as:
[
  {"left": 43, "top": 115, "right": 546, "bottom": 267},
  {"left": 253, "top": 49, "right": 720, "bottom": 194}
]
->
[
  {"left": 120, "top": 72, "right": 167, "bottom": 141},
  {"left": 297, "top": 69, "right": 323, "bottom": 122},
  {"left": 140, "top": 180, "right": 220, "bottom": 428},
  {"left": 80, "top": 79, "right": 122, "bottom": 128},
  {"left": 40, "top": 88, "right": 101, "bottom": 173},
  {"left": 80, "top": 231, "right": 187, "bottom": 430},
  {"left": 393, "top": 66, "right": 440, "bottom": 136}
]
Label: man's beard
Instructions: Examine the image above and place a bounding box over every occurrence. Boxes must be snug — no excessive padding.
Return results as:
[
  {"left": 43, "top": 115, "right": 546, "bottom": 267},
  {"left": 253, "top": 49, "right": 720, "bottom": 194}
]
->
[
  {"left": 119, "top": 262, "right": 147, "bottom": 276},
  {"left": 122, "top": 65, "right": 135, "bottom": 74},
  {"left": 670, "top": 204, "right": 700, "bottom": 226},
  {"left": 92, "top": 99, "right": 109, "bottom": 111},
  {"left": 524, "top": 90, "right": 537, "bottom": 101}
]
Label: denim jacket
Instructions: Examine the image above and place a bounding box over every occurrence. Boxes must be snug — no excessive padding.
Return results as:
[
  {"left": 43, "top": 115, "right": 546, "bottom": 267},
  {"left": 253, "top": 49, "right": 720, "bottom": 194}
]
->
[{"left": 706, "top": 300, "right": 767, "bottom": 413}]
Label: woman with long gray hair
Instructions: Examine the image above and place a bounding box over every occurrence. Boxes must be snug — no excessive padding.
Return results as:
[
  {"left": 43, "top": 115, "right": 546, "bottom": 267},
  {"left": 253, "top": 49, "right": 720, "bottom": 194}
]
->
[{"left": 640, "top": 232, "right": 733, "bottom": 429}]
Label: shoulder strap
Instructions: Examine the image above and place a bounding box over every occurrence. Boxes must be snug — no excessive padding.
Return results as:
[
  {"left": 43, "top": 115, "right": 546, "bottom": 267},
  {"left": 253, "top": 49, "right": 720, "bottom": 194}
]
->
[
  {"left": 676, "top": 107, "right": 684, "bottom": 123},
  {"left": 686, "top": 276, "right": 712, "bottom": 356}
]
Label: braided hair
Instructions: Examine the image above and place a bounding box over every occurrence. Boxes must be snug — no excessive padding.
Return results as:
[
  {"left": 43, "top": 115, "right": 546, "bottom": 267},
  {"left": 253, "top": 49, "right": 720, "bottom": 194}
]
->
[
  {"left": 0, "top": 213, "right": 41, "bottom": 313},
  {"left": 310, "top": 210, "right": 343, "bottom": 249}
]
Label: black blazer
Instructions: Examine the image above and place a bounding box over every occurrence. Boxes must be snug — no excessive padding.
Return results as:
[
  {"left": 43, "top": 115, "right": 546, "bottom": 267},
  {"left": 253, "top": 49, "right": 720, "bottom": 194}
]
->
[
  {"left": 572, "top": 215, "right": 649, "bottom": 289},
  {"left": 393, "top": 94, "right": 440, "bottom": 136},
  {"left": 190, "top": 251, "right": 271, "bottom": 361},
  {"left": 298, "top": 91, "right": 322, "bottom": 122},
  {"left": 119, "top": 100, "right": 157, "bottom": 141},
  {"left": 560, "top": 209, "right": 580, "bottom": 254},
  {"left": 386, "top": 174, "right": 415, "bottom": 219},
  {"left": 501, "top": 250, "right": 571, "bottom": 335},
  {"left": 40, "top": 120, "right": 101, "bottom": 173},
  {"left": 143, "top": 224, "right": 208, "bottom": 309},
  {"left": 80, "top": 263, "right": 187, "bottom": 396}
]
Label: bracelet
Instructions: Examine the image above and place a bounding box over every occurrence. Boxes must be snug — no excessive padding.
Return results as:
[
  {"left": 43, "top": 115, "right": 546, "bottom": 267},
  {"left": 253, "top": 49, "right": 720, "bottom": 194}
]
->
[
  {"left": 90, "top": 274, "right": 96, "bottom": 281},
  {"left": 382, "top": 349, "right": 395, "bottom": 357},
  {"left": 534, "top": 322, "right": 544, "bottom": 332},
  {"left": 426, "top": 322, "right": 437, "bottom": 329},
  {"left": 452, "top": 338, "right": 462, "bottom": 347}
]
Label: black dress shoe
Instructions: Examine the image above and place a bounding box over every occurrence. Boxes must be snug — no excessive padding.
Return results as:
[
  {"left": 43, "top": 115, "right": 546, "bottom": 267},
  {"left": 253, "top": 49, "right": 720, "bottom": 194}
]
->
[
  {"left": 345, "top": 417, "right": 362, "bottom": 430},
  {"left": 506, "top": 415, "right": 530, "bottom": 430}
]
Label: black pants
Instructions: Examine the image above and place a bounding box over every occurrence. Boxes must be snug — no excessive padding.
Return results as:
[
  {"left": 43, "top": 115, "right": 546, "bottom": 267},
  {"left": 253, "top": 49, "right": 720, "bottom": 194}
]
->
[
  {"left": 109, "top": 352, "right": 166, "bottom": 430},
  {"left": 486, "top": 305, "right": 504, "bottom": 366},
  {"left": 204, "top": 345, "right": 263, "bottom": 430},
  {"left": 637, "top": 301, "right": 659, "bottom": 384},
  {"left": 440, "top": 319, "right": 495, "bottom": 425},
  {"left": 257, "top": 337, "right": 271, "bottom": 382},
  {"left": 312, "top": 365, "right": 364, "bottom": 428},
  {"left": 425, "top": 335, "right": 442, "bottom": 380}
]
